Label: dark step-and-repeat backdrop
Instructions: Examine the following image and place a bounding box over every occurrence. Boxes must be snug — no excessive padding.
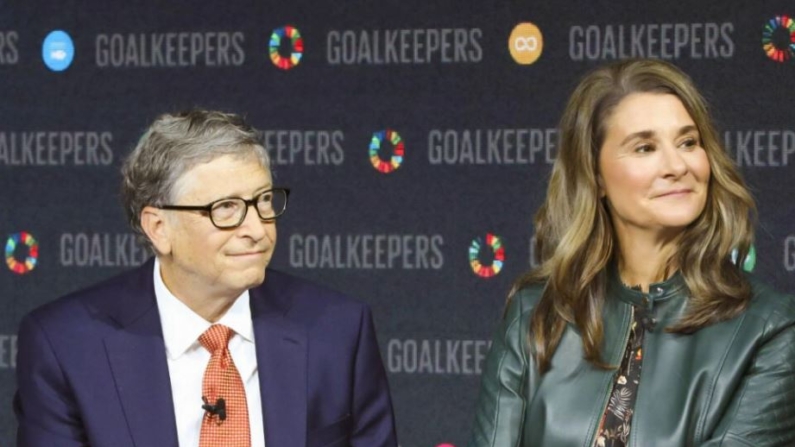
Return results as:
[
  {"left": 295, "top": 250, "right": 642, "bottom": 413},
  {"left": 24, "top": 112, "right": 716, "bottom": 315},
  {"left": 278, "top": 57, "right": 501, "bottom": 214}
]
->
[{"left": 1, "top": 1, "right": 793, "bottom": 445}]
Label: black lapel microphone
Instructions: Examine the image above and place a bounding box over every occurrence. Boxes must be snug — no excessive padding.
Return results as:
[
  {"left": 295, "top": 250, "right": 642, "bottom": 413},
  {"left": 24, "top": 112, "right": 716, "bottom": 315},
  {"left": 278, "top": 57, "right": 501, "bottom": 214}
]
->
[
  {"left": 636, "top": 306, "right": 658, "bottom": 332},
  {"left": 202, "top": 396, "right": 227, "bottom": 421},
  {"left": 625, "top": 283, "right": 658, "bottom": 332}
]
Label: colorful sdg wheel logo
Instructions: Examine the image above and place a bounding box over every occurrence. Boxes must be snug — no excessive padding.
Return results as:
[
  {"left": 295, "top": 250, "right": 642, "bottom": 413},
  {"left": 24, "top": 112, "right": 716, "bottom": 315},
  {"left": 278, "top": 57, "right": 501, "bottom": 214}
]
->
[
  {"left": 469, "top": 233, "right": 505, "bottom": 278},
  {"left": 369, "top": 129, "right": 404, "bottom": 174},
  {"left": 6, "top": 232, "right": 39, "bottom": 275},
  {"left": 269, "top": 25, "right": 304, "bottom": 70},
  {"left": 762, "top": 15, "right": 795, "bottom": 63}
]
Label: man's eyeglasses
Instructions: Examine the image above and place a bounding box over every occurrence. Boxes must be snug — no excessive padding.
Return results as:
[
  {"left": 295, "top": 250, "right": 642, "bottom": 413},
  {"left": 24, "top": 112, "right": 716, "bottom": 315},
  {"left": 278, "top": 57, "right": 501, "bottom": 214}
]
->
[{"left": 158, "top": 188, "right": 290, "bottom": 229}]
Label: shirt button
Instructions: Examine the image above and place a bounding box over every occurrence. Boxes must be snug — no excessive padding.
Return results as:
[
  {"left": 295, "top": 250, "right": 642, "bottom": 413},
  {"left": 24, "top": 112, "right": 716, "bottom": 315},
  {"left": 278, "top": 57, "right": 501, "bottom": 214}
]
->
[{"left": 654, "top": 287, "right": 664, "bottom": 295}]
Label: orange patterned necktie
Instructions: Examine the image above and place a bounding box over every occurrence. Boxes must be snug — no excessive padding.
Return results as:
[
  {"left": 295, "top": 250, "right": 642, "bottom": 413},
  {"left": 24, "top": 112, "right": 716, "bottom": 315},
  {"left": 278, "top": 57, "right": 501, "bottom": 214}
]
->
[{"left": 198, "top": 324, "right": 251, "bottom": 447}]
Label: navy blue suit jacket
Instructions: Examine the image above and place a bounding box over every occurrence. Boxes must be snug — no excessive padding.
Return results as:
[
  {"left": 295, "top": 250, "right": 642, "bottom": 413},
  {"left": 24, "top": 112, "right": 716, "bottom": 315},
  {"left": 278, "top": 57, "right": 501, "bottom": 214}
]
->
[{"left": 15, "top": 259, "right": 397, "bottom": 447}]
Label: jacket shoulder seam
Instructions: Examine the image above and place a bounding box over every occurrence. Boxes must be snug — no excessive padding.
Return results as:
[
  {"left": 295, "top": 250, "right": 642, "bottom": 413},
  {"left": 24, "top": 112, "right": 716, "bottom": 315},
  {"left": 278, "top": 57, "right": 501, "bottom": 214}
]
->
[{"left": 488, "top": 312, "right": 528, "bottom": 447}]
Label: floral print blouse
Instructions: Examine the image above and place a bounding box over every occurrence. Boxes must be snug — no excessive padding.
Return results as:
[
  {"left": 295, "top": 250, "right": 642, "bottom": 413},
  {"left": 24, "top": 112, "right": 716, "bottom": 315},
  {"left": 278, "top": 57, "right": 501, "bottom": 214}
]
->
[{"left": 594, "top": 306, "right": 647, "bottom": 447}]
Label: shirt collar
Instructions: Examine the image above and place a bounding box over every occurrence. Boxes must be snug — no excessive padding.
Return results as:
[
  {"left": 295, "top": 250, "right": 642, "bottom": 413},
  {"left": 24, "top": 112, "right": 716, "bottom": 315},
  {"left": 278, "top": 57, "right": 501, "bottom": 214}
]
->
[{"left": 153, "top": 258, "right": 255, "bottom": 360}]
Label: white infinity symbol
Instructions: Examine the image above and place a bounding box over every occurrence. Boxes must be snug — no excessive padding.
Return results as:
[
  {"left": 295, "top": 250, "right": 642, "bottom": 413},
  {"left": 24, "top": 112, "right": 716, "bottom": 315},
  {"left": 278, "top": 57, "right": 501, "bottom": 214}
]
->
[{"left": 514, "top": 36, "right": 538, "bottom": 52}]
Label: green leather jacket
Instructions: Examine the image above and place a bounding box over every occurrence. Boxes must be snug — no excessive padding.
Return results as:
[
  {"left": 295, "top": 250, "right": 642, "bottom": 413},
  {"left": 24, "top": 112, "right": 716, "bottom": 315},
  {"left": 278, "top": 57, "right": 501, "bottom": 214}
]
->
[{"left": 468, "top": 273, "right": 795, "bottom": 447}]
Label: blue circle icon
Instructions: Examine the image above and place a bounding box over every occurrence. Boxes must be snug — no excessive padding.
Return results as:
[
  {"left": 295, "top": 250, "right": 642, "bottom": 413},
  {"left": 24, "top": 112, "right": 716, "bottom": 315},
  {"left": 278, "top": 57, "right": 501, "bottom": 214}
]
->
[{"left": 42, "top": 30, "right": 75, "bottom": 71}]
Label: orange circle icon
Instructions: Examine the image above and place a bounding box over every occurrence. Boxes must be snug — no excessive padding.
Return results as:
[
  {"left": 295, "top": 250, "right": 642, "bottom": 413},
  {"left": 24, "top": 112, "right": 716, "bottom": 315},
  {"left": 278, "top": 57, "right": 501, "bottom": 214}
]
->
[{"left": 509, "top": 22, "right": 544, "bottom": 65}]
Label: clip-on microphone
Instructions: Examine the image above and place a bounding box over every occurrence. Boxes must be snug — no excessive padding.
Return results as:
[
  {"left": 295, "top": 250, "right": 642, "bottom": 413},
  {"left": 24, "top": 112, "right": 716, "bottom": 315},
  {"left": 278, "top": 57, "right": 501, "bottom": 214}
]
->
[{"left": 202, "top": 396, "right": 227, "bottom": 421}]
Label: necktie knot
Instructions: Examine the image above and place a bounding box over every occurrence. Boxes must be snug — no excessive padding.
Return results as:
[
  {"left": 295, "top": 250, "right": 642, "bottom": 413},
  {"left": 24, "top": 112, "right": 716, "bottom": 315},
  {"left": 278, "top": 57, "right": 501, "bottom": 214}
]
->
[{"left": 199, "top": 324, "right": 233, "bottom": 353}]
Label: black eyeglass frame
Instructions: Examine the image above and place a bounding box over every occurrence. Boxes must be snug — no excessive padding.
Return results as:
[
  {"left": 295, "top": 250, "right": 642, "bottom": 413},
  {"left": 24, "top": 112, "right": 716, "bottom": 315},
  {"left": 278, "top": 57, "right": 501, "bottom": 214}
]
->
[{"left": 157, "top": 187, "right": 290, "bottom": 229}]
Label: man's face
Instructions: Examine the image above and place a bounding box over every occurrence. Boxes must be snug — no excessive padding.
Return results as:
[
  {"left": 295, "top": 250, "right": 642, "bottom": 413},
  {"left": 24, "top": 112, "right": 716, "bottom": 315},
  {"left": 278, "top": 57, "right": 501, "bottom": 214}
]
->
[{"left": 160, "top": 154, "right": 276, "bottom": 299}]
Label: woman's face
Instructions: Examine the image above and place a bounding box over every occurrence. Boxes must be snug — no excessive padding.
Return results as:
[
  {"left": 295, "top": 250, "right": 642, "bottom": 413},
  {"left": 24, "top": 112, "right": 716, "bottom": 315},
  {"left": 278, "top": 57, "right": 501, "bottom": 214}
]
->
[{"left": 598, "top": 92, "right": 711, "bottom": 241}]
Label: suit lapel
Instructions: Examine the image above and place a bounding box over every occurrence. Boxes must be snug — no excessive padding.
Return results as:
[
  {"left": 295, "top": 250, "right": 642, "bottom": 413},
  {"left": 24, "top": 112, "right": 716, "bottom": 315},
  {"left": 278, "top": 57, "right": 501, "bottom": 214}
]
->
[
  {"left": 97, "top": 260, "right": 179, "bottom": 447},
  {"left": 251, "top": 272, "right": 308, "bottom": 447}
]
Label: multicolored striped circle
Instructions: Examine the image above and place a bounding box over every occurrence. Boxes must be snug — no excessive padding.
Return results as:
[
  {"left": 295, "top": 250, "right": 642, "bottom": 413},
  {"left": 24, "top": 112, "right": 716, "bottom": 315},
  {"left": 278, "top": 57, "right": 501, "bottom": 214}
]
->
[
  {"left": 762, "top": 15, "right": 795, "bottom": 63},
  {"left": 269, "top": 26, "right": 303, "bottom": 70},
  {"left": 469, "top": 233, "right": 504, "bottom": 278},
  {"left": 5, "top": 232, "right": 39, "bottom": 275},
  {"left": 369, "top": 129, "right": 405, "bottom": 173}
]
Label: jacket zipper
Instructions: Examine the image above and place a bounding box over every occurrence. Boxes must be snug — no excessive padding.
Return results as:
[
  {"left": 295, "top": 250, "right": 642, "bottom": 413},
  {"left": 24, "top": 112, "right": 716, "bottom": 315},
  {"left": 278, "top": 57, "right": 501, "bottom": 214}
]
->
[{"left": 587, "top": 305, "right": 634, "bottom": 447}]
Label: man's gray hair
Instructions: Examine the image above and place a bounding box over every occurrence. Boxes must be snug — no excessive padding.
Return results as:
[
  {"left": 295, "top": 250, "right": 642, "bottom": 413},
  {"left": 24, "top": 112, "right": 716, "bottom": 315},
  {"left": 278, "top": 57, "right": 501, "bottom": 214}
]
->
[{"left": 121, "top": 109, "right": 270, "bottom": 250}]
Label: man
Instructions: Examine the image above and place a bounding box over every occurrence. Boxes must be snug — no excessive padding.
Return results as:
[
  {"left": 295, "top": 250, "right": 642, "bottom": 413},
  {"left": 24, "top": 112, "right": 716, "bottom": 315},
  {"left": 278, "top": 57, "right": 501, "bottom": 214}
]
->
[{"left": 15, "top": 110, "right": 398, "bottom": 447}]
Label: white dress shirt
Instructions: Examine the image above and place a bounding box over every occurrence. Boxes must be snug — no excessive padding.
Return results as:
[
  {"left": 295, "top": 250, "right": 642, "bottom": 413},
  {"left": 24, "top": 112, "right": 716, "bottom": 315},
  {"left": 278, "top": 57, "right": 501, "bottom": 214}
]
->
[{"left": 153, "top": 259, "right": 265, "bottom": 447}]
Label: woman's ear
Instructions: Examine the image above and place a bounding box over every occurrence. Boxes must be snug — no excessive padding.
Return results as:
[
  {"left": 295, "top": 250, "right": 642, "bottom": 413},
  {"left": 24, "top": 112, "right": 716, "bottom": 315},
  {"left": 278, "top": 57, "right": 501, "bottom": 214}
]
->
[{"left": 597, "top": 174, "right": 606, "bottom": 198}]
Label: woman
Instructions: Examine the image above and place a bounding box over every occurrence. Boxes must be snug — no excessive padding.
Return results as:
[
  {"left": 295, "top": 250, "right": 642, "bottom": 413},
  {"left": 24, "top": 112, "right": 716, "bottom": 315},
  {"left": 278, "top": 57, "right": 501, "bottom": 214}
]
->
[{"left": 468, "top": 59, "right": 795, "bottom": 447}]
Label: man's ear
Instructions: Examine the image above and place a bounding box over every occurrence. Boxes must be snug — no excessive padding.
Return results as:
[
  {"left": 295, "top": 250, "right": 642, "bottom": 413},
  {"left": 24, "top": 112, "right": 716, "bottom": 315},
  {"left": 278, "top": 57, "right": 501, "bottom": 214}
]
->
[{"left": 141, "top": 206, "right": 172, "bottom": 255}]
